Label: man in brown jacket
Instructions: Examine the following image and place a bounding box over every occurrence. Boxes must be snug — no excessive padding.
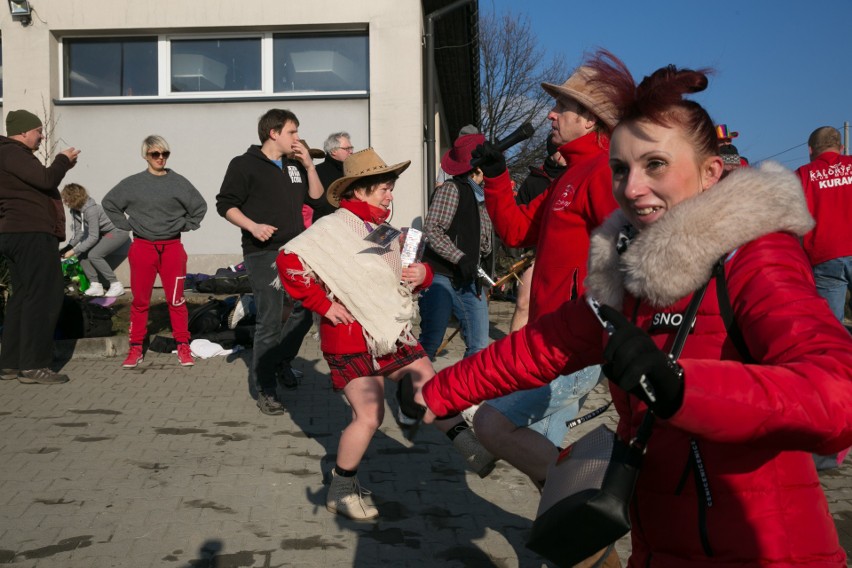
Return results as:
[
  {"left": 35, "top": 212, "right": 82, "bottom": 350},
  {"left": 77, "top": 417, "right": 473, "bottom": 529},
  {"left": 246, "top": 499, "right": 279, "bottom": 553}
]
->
[{"left": 0, "top": 109, "right": 80, "bottom": 384}]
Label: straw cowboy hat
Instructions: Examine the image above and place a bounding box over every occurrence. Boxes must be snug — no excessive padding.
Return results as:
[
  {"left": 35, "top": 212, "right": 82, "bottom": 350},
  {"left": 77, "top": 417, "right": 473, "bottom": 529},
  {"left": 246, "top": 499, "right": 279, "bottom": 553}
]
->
[
  {"left": 541, "top": 66, "right": 619, "bottom": 130},
  {"left": 441, "top": 133, "right": 486, "bottom": 176},
  {"left": 326, "top": 148, "right": 411, "bottom": 207}
]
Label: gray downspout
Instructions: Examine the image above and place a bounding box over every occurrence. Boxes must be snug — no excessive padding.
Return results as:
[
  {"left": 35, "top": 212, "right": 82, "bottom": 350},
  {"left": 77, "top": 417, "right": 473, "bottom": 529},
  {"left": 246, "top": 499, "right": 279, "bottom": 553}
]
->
[{"left": 424, "top": 0, "right": 475, "bottom": 210}]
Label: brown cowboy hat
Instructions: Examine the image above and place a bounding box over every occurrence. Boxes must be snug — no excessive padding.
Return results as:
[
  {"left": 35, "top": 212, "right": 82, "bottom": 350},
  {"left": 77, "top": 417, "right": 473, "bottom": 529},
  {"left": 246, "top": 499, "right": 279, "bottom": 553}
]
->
[
  {"left": 441, "top": 133, "right": 486, "bottom": 176},
  {"left": 541, "top": 65, "right": 618, "bottom": 130},
  {"left": 327, "top": 148, "right": 411, "bottom": 207},
  {"left": 300, "top": 139, "right": 326, "bottom": 159}
]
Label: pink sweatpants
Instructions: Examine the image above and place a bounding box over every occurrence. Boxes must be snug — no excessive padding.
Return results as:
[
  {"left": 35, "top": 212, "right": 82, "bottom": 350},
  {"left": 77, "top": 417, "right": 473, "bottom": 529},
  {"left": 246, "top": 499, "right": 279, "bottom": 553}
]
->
[{"left": 128, "top": 238, "right": 189, "bottom": 344}]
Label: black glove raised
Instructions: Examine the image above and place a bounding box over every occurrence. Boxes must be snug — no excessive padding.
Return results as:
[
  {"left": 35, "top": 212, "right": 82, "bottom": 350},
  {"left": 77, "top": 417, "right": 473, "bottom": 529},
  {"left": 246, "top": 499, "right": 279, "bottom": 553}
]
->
[
  {"left": 454, "top": 254, "right": 479, "bottom": 286},
  {"left": 599, "top": 305, "right": 685, "bottom": 418},
  {"left": 470, "top": 141, "right": 507, "bottom": 178}
]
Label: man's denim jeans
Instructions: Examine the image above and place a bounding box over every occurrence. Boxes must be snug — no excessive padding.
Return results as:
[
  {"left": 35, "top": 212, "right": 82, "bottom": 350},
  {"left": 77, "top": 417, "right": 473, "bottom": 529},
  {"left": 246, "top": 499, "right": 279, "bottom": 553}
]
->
[
  {"left": 418, "top": 273, "right": 489, "bottom": 359},
  {"left": 484, "top": 366, "right": 602, "bottom": 447},
  {"left": 812, "top": 256, "right": 852, "bottom": 322},
  {"left": 811, "top": 256, "right": 852, "bottom": 469}
]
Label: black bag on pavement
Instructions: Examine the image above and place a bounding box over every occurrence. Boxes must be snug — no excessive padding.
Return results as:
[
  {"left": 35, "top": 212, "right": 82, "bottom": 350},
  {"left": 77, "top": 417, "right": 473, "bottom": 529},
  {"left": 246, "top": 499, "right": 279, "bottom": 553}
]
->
[{"left": 56, "top": 296, "right": 114, "bottom": 339}]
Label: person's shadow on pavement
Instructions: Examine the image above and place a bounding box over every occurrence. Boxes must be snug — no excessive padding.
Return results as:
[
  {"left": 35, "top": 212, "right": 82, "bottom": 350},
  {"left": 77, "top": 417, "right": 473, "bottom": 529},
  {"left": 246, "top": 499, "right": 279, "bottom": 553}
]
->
[{"left": 281, "top": 367, "right": 551, "bottom": 567}]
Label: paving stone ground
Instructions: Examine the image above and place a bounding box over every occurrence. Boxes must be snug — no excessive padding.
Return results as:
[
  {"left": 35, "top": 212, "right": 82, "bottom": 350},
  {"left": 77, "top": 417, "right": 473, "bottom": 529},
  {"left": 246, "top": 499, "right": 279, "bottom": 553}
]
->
[{"left": 0, "top": 299, "right": 850, "bottom": 567}]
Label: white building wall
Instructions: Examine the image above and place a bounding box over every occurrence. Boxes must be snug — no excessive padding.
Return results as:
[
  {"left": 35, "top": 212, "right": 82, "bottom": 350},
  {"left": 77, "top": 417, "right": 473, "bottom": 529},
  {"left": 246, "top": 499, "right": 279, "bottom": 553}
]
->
[{"left": 0, "top": 0, "right": 426, "bottom": 274}]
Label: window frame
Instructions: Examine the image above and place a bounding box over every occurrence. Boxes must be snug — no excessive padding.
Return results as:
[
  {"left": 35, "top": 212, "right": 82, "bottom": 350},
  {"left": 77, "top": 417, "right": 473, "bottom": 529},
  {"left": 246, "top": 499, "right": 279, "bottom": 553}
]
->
[{"left": 58, "top": 29, "right": 369, "bottom": 103}]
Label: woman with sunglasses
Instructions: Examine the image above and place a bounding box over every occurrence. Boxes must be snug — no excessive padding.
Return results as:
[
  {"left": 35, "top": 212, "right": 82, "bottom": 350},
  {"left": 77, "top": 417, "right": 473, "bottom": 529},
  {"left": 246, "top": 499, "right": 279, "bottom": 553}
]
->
[
  {"left": 103, "top": 135, "right": 207, "bottom": 369},
  {"left": 417, "top": 51, "right": 852, "bottom": 566}
]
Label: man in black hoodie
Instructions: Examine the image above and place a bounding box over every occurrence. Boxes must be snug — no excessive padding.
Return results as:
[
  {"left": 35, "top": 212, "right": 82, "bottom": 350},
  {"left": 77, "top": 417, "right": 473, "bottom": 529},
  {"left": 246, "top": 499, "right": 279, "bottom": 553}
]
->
[{"left": 216, "top": 109, "right": 324, "bottom": 415}]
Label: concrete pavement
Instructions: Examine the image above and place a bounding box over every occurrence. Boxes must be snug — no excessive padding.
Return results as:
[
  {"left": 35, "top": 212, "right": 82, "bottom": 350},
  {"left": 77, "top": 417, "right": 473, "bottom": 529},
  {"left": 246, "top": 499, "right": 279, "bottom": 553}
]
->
[{"left": 0, "top": 299, "right": 850, "bottom": 567}]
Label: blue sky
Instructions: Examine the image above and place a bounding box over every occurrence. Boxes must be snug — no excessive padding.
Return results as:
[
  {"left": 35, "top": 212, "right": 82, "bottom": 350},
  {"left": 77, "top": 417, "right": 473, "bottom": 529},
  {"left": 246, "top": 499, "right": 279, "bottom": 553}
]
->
[{"left": 481, "top": 0, "right": 850, "bottom": 169}]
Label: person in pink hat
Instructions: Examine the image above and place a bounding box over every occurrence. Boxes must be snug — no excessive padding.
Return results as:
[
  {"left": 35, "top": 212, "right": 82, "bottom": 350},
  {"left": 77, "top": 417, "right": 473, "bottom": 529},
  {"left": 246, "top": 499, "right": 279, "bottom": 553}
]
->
[{"left": 419, "top": 132, "right": 493, "bottom": 362}]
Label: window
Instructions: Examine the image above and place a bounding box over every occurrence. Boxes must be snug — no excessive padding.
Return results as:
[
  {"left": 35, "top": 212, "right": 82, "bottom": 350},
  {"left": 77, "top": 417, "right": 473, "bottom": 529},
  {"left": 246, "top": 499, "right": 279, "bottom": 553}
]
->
[
  {"left": 273, "top": 34, "right": 368, "bottom": 93},
  {"left": 60, "top": 31, "right": 368, "bottom": 101},
  {"left": 171, "top": 38, "right": 261, "bottom": 92},
  {"left": 64, "top": 37, "right": 157, "bottom": 97}
]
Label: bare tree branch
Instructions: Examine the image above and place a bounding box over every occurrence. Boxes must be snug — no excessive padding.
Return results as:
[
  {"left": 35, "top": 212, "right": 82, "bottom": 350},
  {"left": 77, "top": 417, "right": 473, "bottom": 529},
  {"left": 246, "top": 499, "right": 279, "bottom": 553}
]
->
[{"left": 479, "top": 10, "right": 569, "bottom": 180}]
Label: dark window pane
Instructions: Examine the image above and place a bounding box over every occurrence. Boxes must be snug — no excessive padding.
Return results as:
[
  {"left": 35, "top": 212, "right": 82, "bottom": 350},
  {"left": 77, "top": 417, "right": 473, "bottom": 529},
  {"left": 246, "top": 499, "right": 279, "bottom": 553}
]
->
[
  {"left": 64, "top": 37, "right": 157, "bottom": 97},
  {"left": 273, "top": 34, "right": 368, "bottom": 93},
  {"left": 171, "top": 38, "right": 261, "bottom": 92}
]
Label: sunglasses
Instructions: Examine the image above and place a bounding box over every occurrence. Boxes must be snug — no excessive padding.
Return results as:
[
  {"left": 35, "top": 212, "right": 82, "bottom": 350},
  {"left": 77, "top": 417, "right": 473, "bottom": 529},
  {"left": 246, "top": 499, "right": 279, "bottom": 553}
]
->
[{"left": 147, "top": 151, "right": 171, "bottom": 159}]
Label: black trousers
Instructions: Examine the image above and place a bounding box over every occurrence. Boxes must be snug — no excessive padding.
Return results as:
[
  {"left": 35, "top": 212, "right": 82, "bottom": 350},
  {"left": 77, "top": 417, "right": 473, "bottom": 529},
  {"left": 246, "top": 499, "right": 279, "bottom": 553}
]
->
[{"left": 0, "top": 232, "right": 65, "bottom": 370}]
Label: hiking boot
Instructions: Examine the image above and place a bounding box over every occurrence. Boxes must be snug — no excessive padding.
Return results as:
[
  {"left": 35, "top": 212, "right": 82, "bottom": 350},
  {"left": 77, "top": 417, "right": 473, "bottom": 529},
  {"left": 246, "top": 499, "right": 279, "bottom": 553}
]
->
[
  {"left": 256, "top": 392, "right": 285, "bottom": 416},
  {"left": 84, "top": 282, "right": 105, "bottom": 297},
  {"left": 326, "top": 470, "right": 378, "bottom": 520},
  {"left": 122, "top": 345, "right": 144, "bottom": 369},
  {"left": 277, "top": 363, "right": 299, "bottom": 390},
  {"left": 18, "top": 368, "right": 70, "bottom": 384},
  {"left": 452, "top": 427, "right": 497, "bottom": 478},
  {"left": 105, "top": 282, "right": 125, "bottom": 298},
  {"left": 176, "top": 343, "right": 194, "bottom": 367},
  {"left": 0, "top": 368, "right": 19, "bottom": 381}
]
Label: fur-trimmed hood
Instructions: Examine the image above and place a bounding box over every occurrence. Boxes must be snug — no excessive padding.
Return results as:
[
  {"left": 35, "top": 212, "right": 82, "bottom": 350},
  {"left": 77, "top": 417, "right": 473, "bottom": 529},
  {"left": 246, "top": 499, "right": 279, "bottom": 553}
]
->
[{"left": 585, "top": 161, "right": 814, "bottom": 308}]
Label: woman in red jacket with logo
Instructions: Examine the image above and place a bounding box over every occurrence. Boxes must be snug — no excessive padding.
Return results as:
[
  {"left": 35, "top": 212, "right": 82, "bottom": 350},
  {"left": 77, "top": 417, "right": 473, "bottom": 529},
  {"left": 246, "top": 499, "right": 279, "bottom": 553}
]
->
[
  {"left": 277, "top": 148, "right": 492, "bottom": 522},
  {"left": 418, "top": 51, "right": 852, "bottom": 567}
]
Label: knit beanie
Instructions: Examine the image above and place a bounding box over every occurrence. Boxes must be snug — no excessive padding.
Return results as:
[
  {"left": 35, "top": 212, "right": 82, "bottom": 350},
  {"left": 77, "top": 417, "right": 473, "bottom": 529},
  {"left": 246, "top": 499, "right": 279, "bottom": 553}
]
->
[{"left": 6, "top": 110, "right": 42, "bottom": 137}]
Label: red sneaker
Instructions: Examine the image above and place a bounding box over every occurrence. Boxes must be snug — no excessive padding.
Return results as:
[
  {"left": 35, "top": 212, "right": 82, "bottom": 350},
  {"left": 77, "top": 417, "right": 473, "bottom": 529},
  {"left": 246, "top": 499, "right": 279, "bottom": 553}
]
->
[
  {"left": 177, "top": 343, "right": 194, "bottom": 367},
  {"left": 122, "top": 344, "right": 144, "bottom": 369}
]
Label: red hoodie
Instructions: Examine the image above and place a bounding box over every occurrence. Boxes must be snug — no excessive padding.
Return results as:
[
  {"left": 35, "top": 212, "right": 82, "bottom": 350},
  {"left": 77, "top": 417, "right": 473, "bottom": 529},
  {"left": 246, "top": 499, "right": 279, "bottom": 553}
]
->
[{"left": 484, "top": 132, "right": 617, "bottom": 320}]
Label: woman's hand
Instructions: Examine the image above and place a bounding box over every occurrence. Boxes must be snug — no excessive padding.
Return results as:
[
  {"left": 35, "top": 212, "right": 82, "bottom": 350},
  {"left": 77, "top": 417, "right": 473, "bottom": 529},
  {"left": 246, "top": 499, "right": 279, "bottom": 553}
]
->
[
  {"left": 63, "top": 249, "right": 76, "bottom": 259},
  {"left": 402, "top": 263, "right": 427, "bottom": 287},
  {"left": 599, "top": 305, "right": 685, "bottom": 418},
  {"left": 324, "top": 301, "right": 355, "bottom": 326}
]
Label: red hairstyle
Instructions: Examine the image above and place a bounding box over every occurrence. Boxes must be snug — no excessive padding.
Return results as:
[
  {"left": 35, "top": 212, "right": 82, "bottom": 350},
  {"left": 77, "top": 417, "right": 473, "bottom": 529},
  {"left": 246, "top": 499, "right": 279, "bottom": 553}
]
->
[{"left": 585, "top": 50, "right": 718, "bottom": 161}]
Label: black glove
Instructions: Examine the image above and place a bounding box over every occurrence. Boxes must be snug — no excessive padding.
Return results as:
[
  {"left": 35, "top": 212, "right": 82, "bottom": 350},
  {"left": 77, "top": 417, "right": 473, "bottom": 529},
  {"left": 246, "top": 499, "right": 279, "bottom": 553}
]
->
[
  {"left": 59, "top": 244, "right": 73, "bottom": 256},
  {"left": 599, "top": 305, "right": 685, "bottom": 419},
  {"left": 455, "top": 254, "right": 478, "bottom": 286},
  {"left": 470, "top": 141, "right": 507, "bottom": 178}
]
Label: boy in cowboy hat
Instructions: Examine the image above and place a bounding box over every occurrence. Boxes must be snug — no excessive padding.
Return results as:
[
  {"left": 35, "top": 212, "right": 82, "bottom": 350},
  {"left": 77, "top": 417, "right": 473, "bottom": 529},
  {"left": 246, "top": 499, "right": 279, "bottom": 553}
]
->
[{"left": 276, "top": 148, "right": 493, "bottom": 519}]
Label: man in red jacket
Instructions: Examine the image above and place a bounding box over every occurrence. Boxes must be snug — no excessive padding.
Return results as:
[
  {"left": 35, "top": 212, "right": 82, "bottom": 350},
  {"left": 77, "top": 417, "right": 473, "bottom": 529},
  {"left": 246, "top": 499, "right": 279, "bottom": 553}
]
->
[
  {"left": 796, "top": 125, "right": 852, "bottom": 470},
  {"left": 468, "top": 67, "right": 620, "bottom": 486}
]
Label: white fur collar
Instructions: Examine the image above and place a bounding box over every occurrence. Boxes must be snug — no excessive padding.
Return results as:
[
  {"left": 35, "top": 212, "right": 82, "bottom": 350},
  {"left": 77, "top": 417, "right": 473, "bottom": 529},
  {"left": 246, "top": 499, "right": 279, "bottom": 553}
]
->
[{"left": 585, "top": 162, "right": 814, "bottom": 308}]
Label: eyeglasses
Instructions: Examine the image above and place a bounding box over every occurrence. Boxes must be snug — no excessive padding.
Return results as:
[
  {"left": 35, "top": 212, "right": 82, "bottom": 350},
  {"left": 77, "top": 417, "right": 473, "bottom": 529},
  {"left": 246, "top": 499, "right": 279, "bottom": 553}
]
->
[
  {"left": 147, "top": 151, "right": 171, "bottom": 159},
  {"left": 339, "top": 146, "right": 354, "bottom": 152}
]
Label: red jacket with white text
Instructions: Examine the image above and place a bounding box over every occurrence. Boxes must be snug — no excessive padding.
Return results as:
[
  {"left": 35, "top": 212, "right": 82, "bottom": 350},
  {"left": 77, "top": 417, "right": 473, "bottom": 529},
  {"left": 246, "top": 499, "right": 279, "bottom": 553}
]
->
[
  {"left": 484, "top": 132, "right": 618, "bottom": 319},
  {"left": 796, "top": 151, "right": 852, "bottom": 265},
  {"left": 424, "top": 164, "right": 852, "bottom": 567}
]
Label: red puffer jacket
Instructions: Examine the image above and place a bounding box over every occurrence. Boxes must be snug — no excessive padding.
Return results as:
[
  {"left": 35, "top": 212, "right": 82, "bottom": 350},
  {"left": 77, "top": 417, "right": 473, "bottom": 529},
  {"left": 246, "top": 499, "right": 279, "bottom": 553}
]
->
[
  {"left": 424, "top": 163, "right": 852, "bottom": 567},
  {"left": 277, "top": 200, "right": 432, "bottom": 355}
]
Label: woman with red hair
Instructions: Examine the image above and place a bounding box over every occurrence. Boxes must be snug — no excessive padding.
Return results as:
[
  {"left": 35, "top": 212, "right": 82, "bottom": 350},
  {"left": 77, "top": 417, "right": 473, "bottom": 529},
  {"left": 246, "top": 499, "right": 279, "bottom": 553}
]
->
[{"left": 418, "top": 51, "right": 852, "bottom": 566}]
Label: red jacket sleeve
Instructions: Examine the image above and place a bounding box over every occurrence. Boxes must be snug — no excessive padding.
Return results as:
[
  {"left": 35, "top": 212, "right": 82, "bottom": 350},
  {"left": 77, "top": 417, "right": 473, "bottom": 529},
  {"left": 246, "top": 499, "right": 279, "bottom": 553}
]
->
[
  {"left": 275, "top": 251, "right": 332, "bottom": 317},
  {"left": 672, "top": 233, "right": 852, "bottom": 454},
  {"left": 422, "top": 297, "right": 604, "bottom": 417},
  {"left": 416, "top": 262, "right": 433, "bottom": 291},
  {"left": 483, "top": 170, "right": 547, "bottom": 248}
]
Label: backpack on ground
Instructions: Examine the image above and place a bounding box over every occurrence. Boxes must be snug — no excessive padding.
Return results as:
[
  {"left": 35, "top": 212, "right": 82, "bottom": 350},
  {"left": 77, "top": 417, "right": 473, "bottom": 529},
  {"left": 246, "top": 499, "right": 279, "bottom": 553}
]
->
[{"left": 56, "top": 296, "right": 114, "bottom": 339}]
